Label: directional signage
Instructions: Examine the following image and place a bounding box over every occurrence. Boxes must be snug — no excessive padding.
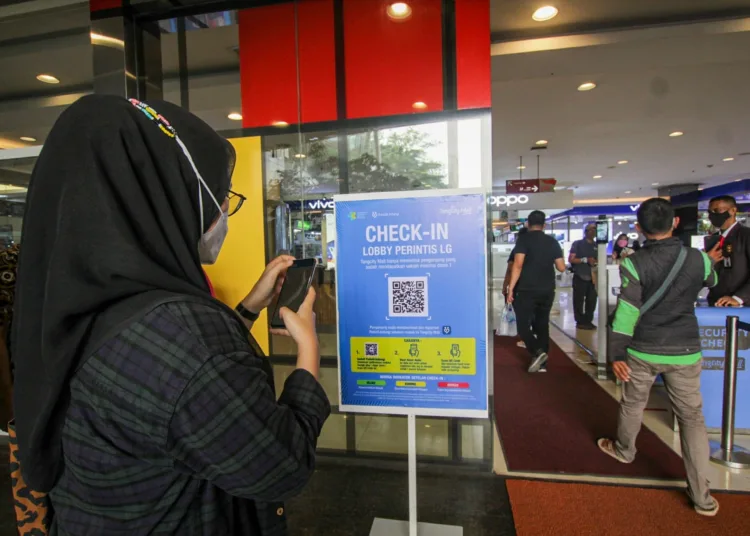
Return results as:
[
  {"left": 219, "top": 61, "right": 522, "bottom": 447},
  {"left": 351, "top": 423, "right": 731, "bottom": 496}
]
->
[{"left": 506, "top": 178, "right": 556, "bottom": 194}]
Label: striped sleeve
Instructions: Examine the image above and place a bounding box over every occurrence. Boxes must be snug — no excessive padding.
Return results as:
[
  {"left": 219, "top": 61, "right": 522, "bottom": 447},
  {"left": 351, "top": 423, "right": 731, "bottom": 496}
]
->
[
  {"left": 701, "top": 251, "right": 718, "bottom": 288},
  {"left": 167, "top": 354, "right": 330, "bottom": 502},
  {"left": 610, "top": 257, "right": 642, "bottom": 361}
]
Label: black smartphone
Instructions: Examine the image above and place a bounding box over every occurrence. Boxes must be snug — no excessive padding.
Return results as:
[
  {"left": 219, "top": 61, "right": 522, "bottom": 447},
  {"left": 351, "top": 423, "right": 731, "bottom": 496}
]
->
[
  {"left": 270, "top": 258, "right": 318, "bottom": 329},
  {"left": 704, "top": 234, "right": 720, "bottom": 252}
]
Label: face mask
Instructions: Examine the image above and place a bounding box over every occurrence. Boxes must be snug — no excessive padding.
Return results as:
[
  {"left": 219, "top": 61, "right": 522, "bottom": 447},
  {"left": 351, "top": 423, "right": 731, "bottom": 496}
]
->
[
  {"left": 174, "top": 137, "right": 229, "bottom": 265},
  {"left": 617, "top": 240, "right": 628, "bottom": 247},
  {"left": 198, "top": 198, "right": 228, "bottom": 265},
  {"left": 709, "top": 211, "right": 731, "bottom": 229}
]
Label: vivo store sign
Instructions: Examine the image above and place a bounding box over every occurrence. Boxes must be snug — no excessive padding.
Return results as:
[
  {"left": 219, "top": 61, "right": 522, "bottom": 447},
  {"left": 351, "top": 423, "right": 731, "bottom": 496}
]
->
[{"left": 489, "top": 190, "right": 573, "bottom": 210}]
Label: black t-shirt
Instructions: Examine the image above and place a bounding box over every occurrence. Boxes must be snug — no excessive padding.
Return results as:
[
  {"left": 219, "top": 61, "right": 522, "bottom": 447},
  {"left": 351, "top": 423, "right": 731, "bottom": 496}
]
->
[{"left": 514, "top": 230, "right": 564, "bottom": 291}]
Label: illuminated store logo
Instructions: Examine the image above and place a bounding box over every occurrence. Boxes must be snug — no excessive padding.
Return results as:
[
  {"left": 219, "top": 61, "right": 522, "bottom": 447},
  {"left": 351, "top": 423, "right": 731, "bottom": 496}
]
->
[
  {"left": 488, "top": 195, "right": 529, "bottom": 207},
  {"left": 306, "top": 199, "right": 335, "bottom": 210}
]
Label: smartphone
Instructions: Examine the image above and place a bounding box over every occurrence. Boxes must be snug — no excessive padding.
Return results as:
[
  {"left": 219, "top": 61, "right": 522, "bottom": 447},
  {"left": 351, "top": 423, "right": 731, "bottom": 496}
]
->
[
  {"left": 270, "top": 258, "right": 318, "bottom": 329},
  {"left": 704, "top": 234, "right": 720, "bottom": 252},
  {"left": 595, "top": 220, "right": 609, "bottom": 244}
]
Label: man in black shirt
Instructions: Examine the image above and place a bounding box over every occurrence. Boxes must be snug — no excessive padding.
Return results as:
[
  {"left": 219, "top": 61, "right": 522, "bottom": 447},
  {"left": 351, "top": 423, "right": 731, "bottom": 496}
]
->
[
  {"left": 569, "top": 223, "right": 599, "bottom": 330},
  {"left": 508, "top": 211, "right": 566, "bottom": 372}
]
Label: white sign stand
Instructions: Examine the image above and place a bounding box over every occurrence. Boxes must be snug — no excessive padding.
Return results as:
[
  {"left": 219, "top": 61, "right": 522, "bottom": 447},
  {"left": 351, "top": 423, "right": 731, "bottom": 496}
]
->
[{"left": 369, "top": 414, "right": 463, "bottom": 536}]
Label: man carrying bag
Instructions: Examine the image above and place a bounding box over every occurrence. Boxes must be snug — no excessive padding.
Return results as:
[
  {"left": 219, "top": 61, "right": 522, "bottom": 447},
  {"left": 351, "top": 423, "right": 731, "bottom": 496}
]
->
[{"left": 598, "top": 198, "right": 720, "bottom": 517}]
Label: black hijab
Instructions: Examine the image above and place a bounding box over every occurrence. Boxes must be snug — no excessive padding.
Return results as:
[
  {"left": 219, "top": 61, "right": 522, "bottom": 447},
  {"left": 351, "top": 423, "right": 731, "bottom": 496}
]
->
[{"left": 11, "top": 95, "right": 236, "bottom": 491}]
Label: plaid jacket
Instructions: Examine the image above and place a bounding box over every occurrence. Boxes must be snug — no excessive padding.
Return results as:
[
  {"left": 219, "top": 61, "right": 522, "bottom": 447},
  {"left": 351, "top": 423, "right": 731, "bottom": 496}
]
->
[{"left": 47, "top": 300, "right": 330, "bottom": 535}]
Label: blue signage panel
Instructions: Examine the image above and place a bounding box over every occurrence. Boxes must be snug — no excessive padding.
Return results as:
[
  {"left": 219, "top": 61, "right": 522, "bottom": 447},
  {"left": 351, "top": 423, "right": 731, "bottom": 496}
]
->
[
  {"left": 335, "top": 190, "right": 488, "bottom": 417},
  {"left": 696, "top": 307, "right": 750, "bottom": 431}
]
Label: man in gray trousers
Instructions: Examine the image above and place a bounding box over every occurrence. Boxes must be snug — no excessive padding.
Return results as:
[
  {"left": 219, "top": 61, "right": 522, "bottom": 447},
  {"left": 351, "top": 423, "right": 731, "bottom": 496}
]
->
[{"left": 598, "top": 198, "right": 719, "bottom": 517}]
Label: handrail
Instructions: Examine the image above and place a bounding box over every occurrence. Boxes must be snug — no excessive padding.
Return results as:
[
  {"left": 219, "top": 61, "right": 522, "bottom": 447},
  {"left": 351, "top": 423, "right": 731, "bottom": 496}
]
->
[{"left": 709, "top": 315, "right": 750, "bottom": 470}]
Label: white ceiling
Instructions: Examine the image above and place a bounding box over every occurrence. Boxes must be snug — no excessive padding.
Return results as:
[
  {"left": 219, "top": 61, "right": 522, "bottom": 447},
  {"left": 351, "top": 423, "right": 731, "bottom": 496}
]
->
[{"left": 491, "top": 19, "right": 750, "bottom": 200}]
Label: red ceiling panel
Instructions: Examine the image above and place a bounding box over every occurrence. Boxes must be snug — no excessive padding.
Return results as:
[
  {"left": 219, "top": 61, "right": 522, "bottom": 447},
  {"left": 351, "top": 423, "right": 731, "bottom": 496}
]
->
[
  {"left": 343, "top": 0, "right": 444, "bottom": 119},
  {"left": 455, "top": 0, "right": 491, "bottom": 110}
]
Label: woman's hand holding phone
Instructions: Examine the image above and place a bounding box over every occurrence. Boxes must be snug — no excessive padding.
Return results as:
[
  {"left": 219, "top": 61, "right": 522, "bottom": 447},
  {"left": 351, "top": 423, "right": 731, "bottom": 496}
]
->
[
  {"left": 276, "top": 288, "right": 320, "bottom": 379},
  {"left": 241, "top": 255, "right": 295, "bottom": 314}
]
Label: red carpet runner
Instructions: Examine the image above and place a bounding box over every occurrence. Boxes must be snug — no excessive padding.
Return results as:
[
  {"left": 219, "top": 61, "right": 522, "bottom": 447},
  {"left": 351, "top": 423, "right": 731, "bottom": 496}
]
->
[
  {"left": 493, "top": 335, "right": 686, "bottom": 478},
  {"left": 508, "top": 480, "right": 750, "bottom": 536}
]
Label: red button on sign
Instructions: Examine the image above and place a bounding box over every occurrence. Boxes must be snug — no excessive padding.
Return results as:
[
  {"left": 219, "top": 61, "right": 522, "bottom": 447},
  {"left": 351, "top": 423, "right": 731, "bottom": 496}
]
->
[{"left": 438, "top": 382, "right": 469, "bottom": 389}]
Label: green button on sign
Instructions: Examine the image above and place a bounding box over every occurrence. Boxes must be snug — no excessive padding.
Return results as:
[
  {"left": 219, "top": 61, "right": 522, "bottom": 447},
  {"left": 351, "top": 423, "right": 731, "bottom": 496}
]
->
[{"left": 357, "top": 380, "right": 386, "bottom": 386}]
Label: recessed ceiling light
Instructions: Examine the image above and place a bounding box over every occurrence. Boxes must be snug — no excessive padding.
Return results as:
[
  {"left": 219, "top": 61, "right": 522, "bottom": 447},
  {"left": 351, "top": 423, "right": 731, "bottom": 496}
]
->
[
  {"left": 625, "top": 191, "right": 631, "bottom": 194},
  {"left": 618, "top": 160, "right": 629, "bottom": 165},
  {"left": 652, "top": 182, "right": 659, "bottom": 186},
  {"left": 517, "top": 166, "right": 526, "bottom": 170},
  {"left": 669, "top": 131, "right": 684, "bottom": 137},
  {"left": 593, "top": 175, "right": 602, "bottom": 179},
  {"left": 272, "top": 121, "right": 288, "bottom": 127},
  {"left": 577, "top": 82, "right": 597, "bottom": 92},
  {"left": 227, "top": 112, "right": 243, "bottom": 121},
  {"left": 735, "top": 179, "right": 742, "bottom": 182},
  {"left": 412, "top": 101, "right": 428, "bottom": 110},
  {"left": 387, "top": 2, "right": 412, "bottom": 20},
  {"left": 294, "top": 153, "right": 307, "bottom": 159},
  {"left": 532, "top": 6, "right": 558, "bottom": 22},
  {"left": 535, "top": 139, "right": 548, "bottom": 145},
  {"left": 723, "top": 157, "right": 735, "bottom": 162},
  {"left": 20, "top": 136, "right": 36, "bottom": 142},
  {"left": 36, "top": 74, "right": 59, "bottom": 84}
]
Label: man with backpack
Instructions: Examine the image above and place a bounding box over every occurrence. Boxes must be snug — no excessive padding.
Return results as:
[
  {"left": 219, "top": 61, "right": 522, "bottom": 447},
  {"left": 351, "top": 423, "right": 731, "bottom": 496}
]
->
[{"left": 598, "top": 198, "right": 719, "bottom": 517}]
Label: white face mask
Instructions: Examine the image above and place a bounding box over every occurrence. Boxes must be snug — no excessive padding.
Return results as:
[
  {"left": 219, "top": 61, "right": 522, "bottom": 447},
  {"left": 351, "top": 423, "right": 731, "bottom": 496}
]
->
[
  {"left": 175, "top": 137, "right": 229, "bottom": 265},
  {"left": 197, "top": 191, "right": 228, "bottom": 265}
]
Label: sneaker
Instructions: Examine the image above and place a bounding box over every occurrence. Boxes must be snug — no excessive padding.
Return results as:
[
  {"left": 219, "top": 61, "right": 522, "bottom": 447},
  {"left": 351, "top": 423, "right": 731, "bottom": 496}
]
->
[
  {"left": 694, "top": 498, "right": 719, "bottom": 517},
  {"left": 597, "top": 438, "right": 632, "bottom": 464},
  {"left": 528, "top": 352, "right": 548, "bottom": 373}
]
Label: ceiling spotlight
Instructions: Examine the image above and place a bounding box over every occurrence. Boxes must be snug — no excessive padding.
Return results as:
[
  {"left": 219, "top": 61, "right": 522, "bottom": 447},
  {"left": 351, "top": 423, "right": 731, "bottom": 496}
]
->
[
  {"left": 272, "top": 121, "right": 289, "bottom": 127},
  {"left": 617, "top": 160, "right": 629, "bottom": 165},
  {"left": 517, "top": 166, "right": 526, "bottom": 170},
  {"left": 387, "top": 2, "right": 412, "bottom": 20},
  {"left": 36, "top": 74, "right": 60, "bottom": 84},
  {"left": 577, "top": 82, "right": 597, "bottom": 92},
  {"left": 412, "top": 101, "right": 428, "bottom": 110},
  {"left": 532, "top": 6, "right": 558, "bottom": 22},
  {"left": 723, "top": 157, "right": 735, "bottom": 162},
  {"left": 227, "top": 112, "right": 243, "bottom": 121},
  {"left": 20, "top": 136, "right": 37, "bottom": 142},
  {"left": 593, "top": 175, "right": 602, "bottom": 179},
  {"left": 669, "top": 131, "right": 684, "bottom": 137},
  {"left": 535, "top": 139, "right": 548, "bottom": 145}
]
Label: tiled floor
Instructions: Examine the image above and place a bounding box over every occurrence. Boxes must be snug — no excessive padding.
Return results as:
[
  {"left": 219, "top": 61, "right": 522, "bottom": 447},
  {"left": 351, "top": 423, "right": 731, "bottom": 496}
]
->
[
  {"left": 287, "top": 463, "right": 516, "bottom": 536},
  {"left": 493, "top": 286, "right": 750, "bottom": 493}
]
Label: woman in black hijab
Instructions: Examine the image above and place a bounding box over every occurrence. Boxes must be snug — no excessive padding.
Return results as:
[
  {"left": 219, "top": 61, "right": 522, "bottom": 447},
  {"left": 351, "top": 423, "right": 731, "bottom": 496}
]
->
[{"left": 12, "top": 95, "right": 330, "bottom": 534}]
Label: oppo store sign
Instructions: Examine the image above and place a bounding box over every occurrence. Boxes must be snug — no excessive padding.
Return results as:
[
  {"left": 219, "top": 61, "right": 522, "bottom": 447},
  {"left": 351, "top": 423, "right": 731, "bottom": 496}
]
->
[
  {"left": 489, "top": 194, "right": 529, "bottom": 207},
  {"left": 489, "top": 191, "right": 574, "bottom": 210}
]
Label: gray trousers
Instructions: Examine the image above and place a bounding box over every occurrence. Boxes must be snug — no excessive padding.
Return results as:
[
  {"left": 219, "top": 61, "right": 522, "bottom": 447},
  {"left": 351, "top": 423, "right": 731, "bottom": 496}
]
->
[{"left": 614, "top": 356, "right": 713, "bottom": 509}]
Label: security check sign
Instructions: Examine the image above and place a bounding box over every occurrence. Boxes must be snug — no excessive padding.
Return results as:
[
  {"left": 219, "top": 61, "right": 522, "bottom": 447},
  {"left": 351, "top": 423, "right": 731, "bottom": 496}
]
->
[{"left": 334, "top": 189, "right": 489, "bottom": 418}]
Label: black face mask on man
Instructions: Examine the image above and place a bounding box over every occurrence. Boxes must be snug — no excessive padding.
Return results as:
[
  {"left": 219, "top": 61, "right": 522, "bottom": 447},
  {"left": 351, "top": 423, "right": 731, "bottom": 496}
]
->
[{"left": 708, "top": 211, "right": 732, "bottom": 229}]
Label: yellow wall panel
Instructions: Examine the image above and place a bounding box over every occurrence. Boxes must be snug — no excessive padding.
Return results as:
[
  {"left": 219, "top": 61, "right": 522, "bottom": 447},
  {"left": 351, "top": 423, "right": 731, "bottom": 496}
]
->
[{"left": 204, "top": 136, "right": 269, "bottom": 353}]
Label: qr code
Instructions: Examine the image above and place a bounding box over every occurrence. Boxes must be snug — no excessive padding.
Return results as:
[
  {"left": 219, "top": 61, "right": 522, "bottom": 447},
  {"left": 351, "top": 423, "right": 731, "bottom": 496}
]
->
[
  {"left": 365, "top": 343, "right": 379, "bottom": 357},
  {"left": 388, "top": 277, "right": 428, "bottom": 317}
]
